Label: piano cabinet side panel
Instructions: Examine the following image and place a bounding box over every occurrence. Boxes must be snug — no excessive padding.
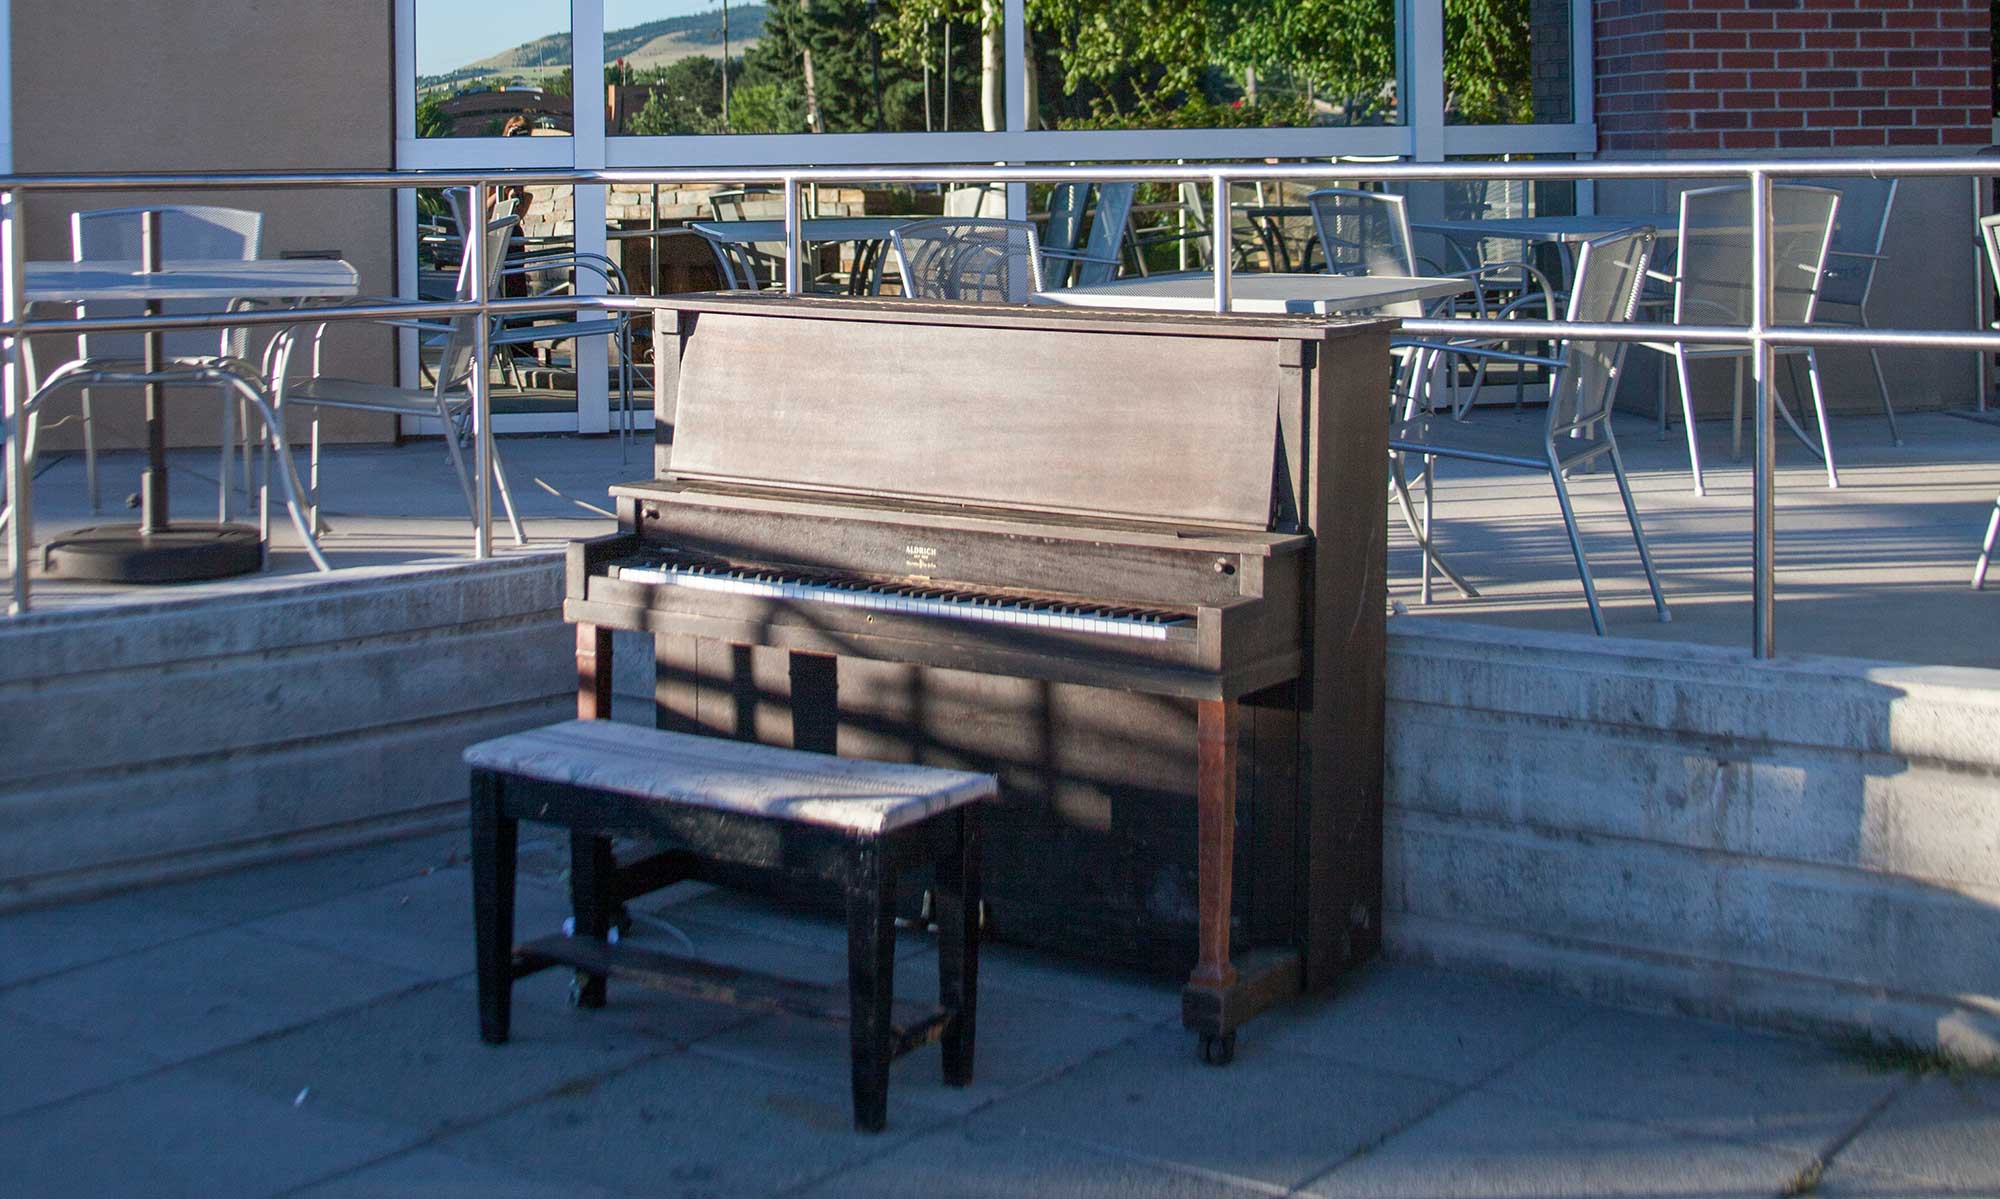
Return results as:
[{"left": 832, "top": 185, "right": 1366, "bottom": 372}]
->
[
  {"left": 1300, "top": 327, "right": 1391, "bottom": 992},
  {"left": 649, "top": 628, "right": 1300, "bottom": 976},
  {"left": 652, "top": 312, "right": 686, "bottom": 479}
]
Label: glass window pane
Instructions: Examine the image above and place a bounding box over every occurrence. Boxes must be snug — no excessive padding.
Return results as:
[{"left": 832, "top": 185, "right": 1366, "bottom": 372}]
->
[
  {"left": 1031, "top": 0, "right": 1400, "bottom": 131},
  {"left": 416, "top": 1, "right": 575, "bottom": 138},
  {"left": 1443, "top": 0, "right": 1572, "bottom": 125},
  {"left": 606, "top": 1, "right": 999, "bottom": 135}
]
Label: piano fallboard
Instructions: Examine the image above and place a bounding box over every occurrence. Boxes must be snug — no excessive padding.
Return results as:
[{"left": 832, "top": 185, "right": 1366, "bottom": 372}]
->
[{"left": 568, "top": 486, "right": 1309, "bottom": 701}]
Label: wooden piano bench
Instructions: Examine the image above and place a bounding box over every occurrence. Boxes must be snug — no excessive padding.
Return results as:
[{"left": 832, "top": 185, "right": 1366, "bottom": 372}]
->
[{"left": 463, "top": 718, "right": 996, "bottom": 1133}]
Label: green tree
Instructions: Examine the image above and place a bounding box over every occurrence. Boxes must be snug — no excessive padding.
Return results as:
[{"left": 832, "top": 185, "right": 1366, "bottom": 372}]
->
[
  {"left": 627, "top": 56, "right": 736, "bottom": 134},
  {"left": 1443, "top": 0, "right": 1531, "bottom": 123}
]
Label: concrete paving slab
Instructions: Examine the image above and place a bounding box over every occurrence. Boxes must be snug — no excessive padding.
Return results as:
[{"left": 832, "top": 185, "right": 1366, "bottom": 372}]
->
[
  {"left": 433, "top": 1046, "right": 951, "bottom": 1194},
  {"left": 0, "top": 1068, "right": 414, "bottom": 1199},
  {"left": 689, "top": 974, "right": 1155, "bottom": 1118},
  {"left": 190, "top": 980, "right": 705, "bottom": 1140},
  {"left": 246, "top": 864, "right": 571, "bottom": 983},
  {"left": 1255, "top": 960, "right": 1596, "bottom": 1087},
  {"left": 973, "top": 941, "right": 1182, "bottom": 1022},
  {"left": 145, "top": 831, "right": 470, "bottom": 925},
  {"left": 664, "top": 888, "right": 938, "bottom": 962},
  {"left": 1299, "top": 1087, "right": 1811, "bottom": 1198},
  {"left": 0, "top": 926, "right": 430, "bottom": 1065},
  {"left": 1812, "top": 1162, "right": 1994, "bottom": 1198},
  {"left": 0, "top": 1008, "right": 165, "bottom": 1119},
  {"left": 288, "top": 1147, "right": 627, "bottom": 1199},
  {"left": 967, "top": 1026, "right": 1457, "bottom": 1191},
  {"left": 1819, "top": 1074, "right": 2000, "bottom": 1194},
  {"left": 0, "top": 888, "right": 221, "bottom": 987},
  {"left": 1482, "top": 1007, "right": 1903, "bottom": 1156},
  {"left": 795, "top": 1125, "right": 1278, "bottom": 1198}
]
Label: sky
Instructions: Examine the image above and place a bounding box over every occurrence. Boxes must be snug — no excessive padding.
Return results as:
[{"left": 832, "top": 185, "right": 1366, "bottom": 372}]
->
[{"left": 416, "top": 0, "right": 722, "bottom": 77}]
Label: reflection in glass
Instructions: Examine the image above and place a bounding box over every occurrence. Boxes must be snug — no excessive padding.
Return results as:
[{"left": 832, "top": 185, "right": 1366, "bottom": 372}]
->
[
  {"left": 416, "top": 1, "right": 575, "bottom": 138},
  {"left": 1031, "top": 0, "right": 1400, "bottom": 130},
  {"left": 605, "top": 0, "right": 997, "bottom": 135},
  {"left": 1444, "top": 0, "right": 1570, "bottom": 125}
]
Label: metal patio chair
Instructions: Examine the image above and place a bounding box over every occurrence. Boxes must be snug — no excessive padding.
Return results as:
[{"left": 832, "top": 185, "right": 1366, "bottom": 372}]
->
[
  {"left": 1972, "top": 212, "right": 2000, "bottom": 590},
  {"left": 892, "top": 218, "right": 1044, "bottom": 304},
  {"left": 46, "top": 205, "right": 264, "bottom": 518},
  {"left": 267, "top": 190, "right": 526, "bottom": 544},
  {"left": 1040, "top": 182, "right": 1135, "bottom": 290},
  {"left": 1796, "top": 176, "right": 1899, "bottom": 445},
  {"left": 1644, "top": 183, "right": 1842, "bottom": 496},
  {"left": 1389, "top": 226, "right": 1669, "bottom": 636}
]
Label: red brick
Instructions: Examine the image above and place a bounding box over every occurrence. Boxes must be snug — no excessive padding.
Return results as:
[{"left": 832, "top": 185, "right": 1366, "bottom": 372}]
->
[
  {"left": 1804, "top": 69, "right": 1860, "bottom": 88},
  {"left": 1832, "top": 127, "right": 1890, "bottom": 145},
  {"left": 1860, "top": 107, "right": 1915, "bottom": 125},
  {"left": 1722, "top": 89, "right": 1779, "bottom": 108},
  {"left": 1722, "top": 129, "right": 1781, "bottom": 148},
  {"left": 1694, "top": 108, "right": 1751, "bottom": 128},
  {"left": 1751, "top": 108, "right": 1807, "bottom": 127},
  {"left": 1885, "top": 126, "right": 1943, "bottom": 145}
]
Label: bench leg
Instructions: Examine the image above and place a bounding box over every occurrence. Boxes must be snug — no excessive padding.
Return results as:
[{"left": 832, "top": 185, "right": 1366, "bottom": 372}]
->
[
  {"left": 471, "top": 771, "right": 518, "bottom": 1045},
  {"left": 844, "top": 842, "right": 897, "bottom": 1133},
  {"left": 569, "top": 830, "right": 616, "bottom": 1009},
  {"left": 935, "top": 807, "right": 980, "bottom": 1087},
  {"left": 577, "top": 623, "right": 613, "bottom": 720}
]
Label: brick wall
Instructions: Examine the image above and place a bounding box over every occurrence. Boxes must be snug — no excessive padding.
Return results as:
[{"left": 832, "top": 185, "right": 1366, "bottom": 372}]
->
[{"left": 1596, "top": 0, "right": 1992, "bottom": 152}]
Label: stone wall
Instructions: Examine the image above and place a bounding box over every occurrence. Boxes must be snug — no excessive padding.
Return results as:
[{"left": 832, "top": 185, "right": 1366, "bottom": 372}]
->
[{"left": 1384, "top": 620, "right": 2000, "bottom": 1062}]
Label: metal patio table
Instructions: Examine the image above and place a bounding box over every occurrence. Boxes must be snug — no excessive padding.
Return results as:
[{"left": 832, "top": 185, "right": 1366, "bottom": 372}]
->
[
  {"left": 20, "top": 252, "right": 357, "bottom": 582},
  {"left": 1031, "top": 271, "right": 1473, "bottom": 314},
  {"left": 689, "top": 217, "right": 920, "bottom": 295}
]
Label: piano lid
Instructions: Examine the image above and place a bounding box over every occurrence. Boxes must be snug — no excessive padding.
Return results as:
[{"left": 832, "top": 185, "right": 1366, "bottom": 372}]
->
[{"left": 667, "top": 306, "right": 1283, "bottom": 530}]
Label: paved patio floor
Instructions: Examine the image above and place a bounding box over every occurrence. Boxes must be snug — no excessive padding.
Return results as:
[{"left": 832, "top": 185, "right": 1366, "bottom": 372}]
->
[
  {"left": 9, "top": 406, "right": 1998, "bottom": 668},
  {"left": 2, "top": 831, "right": 1995, "bottom": 1198}
]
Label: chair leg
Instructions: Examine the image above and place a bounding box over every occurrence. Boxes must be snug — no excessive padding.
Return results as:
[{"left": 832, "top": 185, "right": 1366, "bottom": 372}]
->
[
  {"left": 80, "top": 388, "right": 100, "bottom": 514},
  {"left": 217, "top": 388, "right": 234, "bottom": 524},
  {"left": 1973, "top": 492, "right": 1998, "bottom": 590},
  {"left": 935, "top": 807, "right": 980, "bottom": 1087},
  {"left": 1674, "top": 347, "right": 1706, "bottom": 497},
  {"left": 1730, "top": 358, "right": 1744, "bottom": 462},
  {"left": 1869, "top": 344, "right": 1900, "bottom": 446},
  {"left": 1421, "top": 455, "right": 1435, "bottom": 607},
  {"left": 1547, "top": 452, "right": 1608, "bottom": 636},
  {"left": 1606, "top": 437, "right": 1670, "bottom": 623},
  {"left": 1805, "top": 348, "right": 1838, "bottom": 490},
  {"left": 489, "top": 441, "right": 528, "bottom": 546},
  {"left": 471, "top": 771, "right": 518, "bottom": 1045},
  {"left": 1388, "top": 452, "right": 1479, "bottom": 598},
  {"left": 845, "top": 842, "right": 897, "bottom": 1133},
  {"left": 568, "top": 830, "right": 615, "bottom": 1010}
]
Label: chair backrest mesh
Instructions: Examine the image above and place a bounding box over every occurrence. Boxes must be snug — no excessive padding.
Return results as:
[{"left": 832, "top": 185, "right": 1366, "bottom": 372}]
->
[
  {"left": 1066, "top": 182, "right": 1136, "bottom": 287},
  {"left": 1675, "top": 183, "right": 1839, "bottom": 329},
  {"left": 1792, "top": 176, "right": 1895, "bottom": 309},
  {"left": 433, "top": 189, "right": 519, "bottom": 399},
  {"left": 1980, "top": 213, "right": 2000, "bottom": 306},
  {"left": 1548, "top": 226, "right": 1656, "bottom": 437},
  {"left": 71, "top": 205, "right": 263, "bottom": 361},
  {"left": 892, "top": 218, "right": 1043, "bottom": 303},
  {"left": 1307, "top": 188, "right": 1415, "bottom": 279},
  {"left": 694, "top": 227, "right": 778, "bottom": 291}
]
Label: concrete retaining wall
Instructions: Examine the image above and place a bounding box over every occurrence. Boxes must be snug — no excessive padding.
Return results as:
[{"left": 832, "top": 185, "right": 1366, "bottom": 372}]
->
[
  {"left": 7, "top": 555, "right": 1995, "bottom": 1060},
  {"left": 1385, "top": 620, "right": 2000, "bottom": 1062},
  {"left": 0, "top": 557, "right": 574, "bottom": 908}
]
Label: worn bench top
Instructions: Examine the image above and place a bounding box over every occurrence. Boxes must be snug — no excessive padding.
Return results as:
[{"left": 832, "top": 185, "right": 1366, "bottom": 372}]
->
[{"left": 464, "top": 719, "right": 997, "bottom": 835}]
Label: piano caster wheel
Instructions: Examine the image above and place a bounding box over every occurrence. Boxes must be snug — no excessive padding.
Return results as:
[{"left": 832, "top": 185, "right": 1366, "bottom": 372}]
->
[{"left": 1198, "top": 1031, "right": 1236, "bottom": 1067}]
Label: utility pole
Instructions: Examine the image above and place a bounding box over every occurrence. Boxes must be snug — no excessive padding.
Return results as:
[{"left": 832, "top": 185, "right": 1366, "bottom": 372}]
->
[
  {"left": 801, "top": 0, "right": 823, "bottom": 132},
  {"left": 720, "top": 0, "right": 731, "bottom": 130}
]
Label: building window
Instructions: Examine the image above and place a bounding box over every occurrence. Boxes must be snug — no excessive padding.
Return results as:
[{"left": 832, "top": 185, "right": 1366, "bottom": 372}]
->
[
  {"left": 1444, "top": 0, "right": 1571, "bottom": 126},
  {"left": 1031, "top": 0, "right": 1401, "bottom": 130},
  {"left": 416, "top": 0, "right": 575, "bottom": 138}
]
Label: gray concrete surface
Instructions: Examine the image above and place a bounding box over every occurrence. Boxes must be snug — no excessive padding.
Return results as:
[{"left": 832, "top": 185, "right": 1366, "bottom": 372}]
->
[{"left": 1, "top": 834, "right": 1994, "bottom": 1198}]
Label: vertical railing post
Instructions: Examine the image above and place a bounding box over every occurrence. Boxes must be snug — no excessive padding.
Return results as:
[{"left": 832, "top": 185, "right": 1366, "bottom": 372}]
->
[
  {"left": 2, "top": 189, "right": 27, "bottom": 614},
  {"left": 468, "top": 180, "right": 493, "bottom": 559},
  {"left": 783, "top": 174, "right": 802, "bottom": 294},
  {"left": 1749, "top": 167, "right": 1775, "bottom": 659},
  {"left": 1211, "top": 173, "right": 1231, "bottom": 314}
]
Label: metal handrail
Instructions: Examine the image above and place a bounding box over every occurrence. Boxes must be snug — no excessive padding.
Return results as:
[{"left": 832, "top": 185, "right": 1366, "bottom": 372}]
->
[{"left": 6, "top": 156, "right": 2000, "bottom": 656}]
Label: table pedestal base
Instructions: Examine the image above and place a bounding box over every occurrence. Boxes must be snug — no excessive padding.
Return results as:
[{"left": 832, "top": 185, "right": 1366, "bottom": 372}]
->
[{"left": 42, "top": 523, "right": 262, "bottom": 583}]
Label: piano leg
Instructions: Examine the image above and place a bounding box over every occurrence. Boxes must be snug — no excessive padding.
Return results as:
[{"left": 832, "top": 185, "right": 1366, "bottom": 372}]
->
[
  {"left": 577, "top": 623, "right": 613, "bottom": 720},
  {"left": 1182, "top": 697, "right": 1304, "bottom": 1066}
]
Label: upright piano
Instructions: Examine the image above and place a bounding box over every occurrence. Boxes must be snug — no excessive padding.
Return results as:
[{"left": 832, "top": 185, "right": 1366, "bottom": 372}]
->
[{"left": 566, "top": 293, "right": 1391, "bottom": 1061}]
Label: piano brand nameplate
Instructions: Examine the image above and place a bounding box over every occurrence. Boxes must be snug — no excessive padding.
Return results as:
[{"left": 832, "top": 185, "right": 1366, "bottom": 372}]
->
[{"left": 669, "top": 311, "right": 1281, "bottom": 529}]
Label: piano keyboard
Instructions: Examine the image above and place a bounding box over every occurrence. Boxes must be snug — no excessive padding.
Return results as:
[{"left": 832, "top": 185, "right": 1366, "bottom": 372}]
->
[{"left": 612, "top": 556, "right": 1196, "bottom": 641}]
